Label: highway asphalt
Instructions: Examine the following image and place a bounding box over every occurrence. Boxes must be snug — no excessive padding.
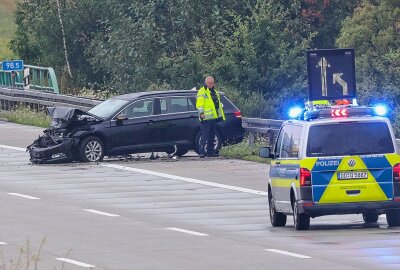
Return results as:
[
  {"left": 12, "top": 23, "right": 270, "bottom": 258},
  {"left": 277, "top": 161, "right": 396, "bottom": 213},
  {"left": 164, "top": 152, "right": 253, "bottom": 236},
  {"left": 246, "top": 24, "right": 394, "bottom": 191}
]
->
[{"left": 0, "top": 120, "right": 399, "bottom": 270}]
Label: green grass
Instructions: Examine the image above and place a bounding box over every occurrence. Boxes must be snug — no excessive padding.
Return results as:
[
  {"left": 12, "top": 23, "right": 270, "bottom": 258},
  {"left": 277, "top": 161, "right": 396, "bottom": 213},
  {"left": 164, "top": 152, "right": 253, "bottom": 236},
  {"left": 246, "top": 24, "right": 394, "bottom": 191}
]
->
[
  {"left": 0, "top": 106, "right": 51, "bottom": 128},
  {"left": 220, "top": 140, "right": 271, "bottom": 163},
  {"left": 0, "top": 0, "right": 18, "bottom": 60},
  {"left": 0, "top": 37, "right": 16, "bottom": 59}
]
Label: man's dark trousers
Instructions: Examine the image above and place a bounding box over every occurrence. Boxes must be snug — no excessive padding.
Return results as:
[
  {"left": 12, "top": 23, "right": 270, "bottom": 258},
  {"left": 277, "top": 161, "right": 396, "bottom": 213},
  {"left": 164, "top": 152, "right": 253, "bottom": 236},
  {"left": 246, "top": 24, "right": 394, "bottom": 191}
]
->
[{"left": 199, "top": 119, "right": 217, "bottom": 155}]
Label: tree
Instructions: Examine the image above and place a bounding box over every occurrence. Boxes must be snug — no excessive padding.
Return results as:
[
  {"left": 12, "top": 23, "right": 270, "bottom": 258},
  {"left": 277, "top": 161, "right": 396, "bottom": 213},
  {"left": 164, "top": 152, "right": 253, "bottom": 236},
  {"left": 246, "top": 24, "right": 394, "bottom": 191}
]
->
[
  {"left": 337, "top": 0, "right": 400, "bottom": 133},
  {"left": 336, "top": 0, "right": 400, "bottom": 96},
  {"left": 300, "top": 0, "right": 361, "bottom": 48},
  {"left": 11, "top": 0, "right": 110, "bottom": 89}
]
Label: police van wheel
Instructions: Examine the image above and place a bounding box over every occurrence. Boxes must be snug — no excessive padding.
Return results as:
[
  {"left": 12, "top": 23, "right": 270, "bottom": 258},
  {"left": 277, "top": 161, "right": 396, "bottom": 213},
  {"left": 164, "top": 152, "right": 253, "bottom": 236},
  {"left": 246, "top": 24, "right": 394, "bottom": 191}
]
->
[
  {"left": 293, "top": 201, "right": 310, "bottom": 230},
  {"left": 268, "top": 193, "right": 286, "bottom": 227},
  {"left": 386, "top": 210, "right": 400, "bottom": 227},
  {"left": 362, "top": 213, "right": 379, "bottom": 223}
]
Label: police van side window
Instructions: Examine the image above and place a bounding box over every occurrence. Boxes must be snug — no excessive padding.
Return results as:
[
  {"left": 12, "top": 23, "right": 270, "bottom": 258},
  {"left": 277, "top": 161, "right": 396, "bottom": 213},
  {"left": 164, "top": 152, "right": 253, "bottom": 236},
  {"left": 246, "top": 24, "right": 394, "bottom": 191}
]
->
[
  {"left": 274, "top": 126, "right": 286, "bottom": 158},
  {"left": 290, "top": 125, "right": 302, "bottom": 158},
  {"left": 280, "top": 125, "right": 302, "bottom": 159}
]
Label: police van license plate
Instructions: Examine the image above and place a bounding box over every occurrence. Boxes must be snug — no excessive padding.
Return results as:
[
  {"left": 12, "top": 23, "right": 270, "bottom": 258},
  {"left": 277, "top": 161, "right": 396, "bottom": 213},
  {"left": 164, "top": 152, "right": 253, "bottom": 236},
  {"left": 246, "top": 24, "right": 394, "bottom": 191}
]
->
[{"left": 338, "top": 171, "right": 368, "bottom": 180}]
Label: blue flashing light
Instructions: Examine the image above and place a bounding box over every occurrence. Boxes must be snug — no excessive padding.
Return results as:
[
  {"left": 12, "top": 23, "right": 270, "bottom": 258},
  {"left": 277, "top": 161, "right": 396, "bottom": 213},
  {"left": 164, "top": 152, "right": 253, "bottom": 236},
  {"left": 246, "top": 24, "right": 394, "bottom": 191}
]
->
[
  {"left": 289, "top": 107, "right": 303, "bottom": 119},
  {"left": 374, "top": 105, "right": 388, "bottom": 116}
]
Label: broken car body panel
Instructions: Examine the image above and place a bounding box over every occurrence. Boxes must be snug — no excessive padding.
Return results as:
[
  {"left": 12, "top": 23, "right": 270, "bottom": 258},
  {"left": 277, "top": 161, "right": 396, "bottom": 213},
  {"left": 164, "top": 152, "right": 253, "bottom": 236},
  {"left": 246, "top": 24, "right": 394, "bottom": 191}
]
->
[{"left": 27, "top": 107, "right": 103, "bottom": 163}]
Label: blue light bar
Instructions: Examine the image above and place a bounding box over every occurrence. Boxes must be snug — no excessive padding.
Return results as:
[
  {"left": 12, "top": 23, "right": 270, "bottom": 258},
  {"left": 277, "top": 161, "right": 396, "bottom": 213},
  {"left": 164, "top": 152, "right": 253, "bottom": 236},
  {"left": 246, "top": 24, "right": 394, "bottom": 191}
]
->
[
  {"left": 289, "top": 107, "right": 303, "bottom": 119},
  {"left": 374, "top": 105, "right": 388, "bottom": 116}
]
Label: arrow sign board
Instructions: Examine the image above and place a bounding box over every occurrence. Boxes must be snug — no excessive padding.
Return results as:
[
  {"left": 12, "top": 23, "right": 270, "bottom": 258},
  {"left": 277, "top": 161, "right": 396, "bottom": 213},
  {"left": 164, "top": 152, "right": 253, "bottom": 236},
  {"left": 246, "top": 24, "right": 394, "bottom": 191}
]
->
[
  {"left": 307, "top": 49, "right": 356, "bottom": 101},
  {"left": 1, "top": 60, "right": 24, "bottom": 71}
]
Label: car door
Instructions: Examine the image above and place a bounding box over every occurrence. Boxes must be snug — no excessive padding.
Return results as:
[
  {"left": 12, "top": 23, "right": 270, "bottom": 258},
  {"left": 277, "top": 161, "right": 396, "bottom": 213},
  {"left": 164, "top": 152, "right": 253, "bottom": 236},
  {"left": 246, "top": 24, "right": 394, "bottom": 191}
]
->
[
  {"left": 270, "top": 124, "right": 302, "bottom": 213},
  {"left": 110, "top": 98, "right": 158, "bottom": 152},
  {"left": 150, "top": 96, "right": 198, "bottom": 147}
]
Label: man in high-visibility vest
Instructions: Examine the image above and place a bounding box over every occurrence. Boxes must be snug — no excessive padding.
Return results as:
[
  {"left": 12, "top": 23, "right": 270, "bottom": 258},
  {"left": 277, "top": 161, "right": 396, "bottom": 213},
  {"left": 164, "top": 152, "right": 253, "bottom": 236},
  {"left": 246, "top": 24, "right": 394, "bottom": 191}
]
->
[{"left": 196, "top": 76, "right": 226, "bottom": 158}]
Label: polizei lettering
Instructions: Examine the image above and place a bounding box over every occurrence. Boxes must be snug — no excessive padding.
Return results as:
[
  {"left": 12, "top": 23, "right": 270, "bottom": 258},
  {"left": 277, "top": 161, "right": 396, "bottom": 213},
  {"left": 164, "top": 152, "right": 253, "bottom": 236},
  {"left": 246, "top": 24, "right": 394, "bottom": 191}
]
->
[{"left": 316, "top": 160, "right": 340, "bottom": 167}]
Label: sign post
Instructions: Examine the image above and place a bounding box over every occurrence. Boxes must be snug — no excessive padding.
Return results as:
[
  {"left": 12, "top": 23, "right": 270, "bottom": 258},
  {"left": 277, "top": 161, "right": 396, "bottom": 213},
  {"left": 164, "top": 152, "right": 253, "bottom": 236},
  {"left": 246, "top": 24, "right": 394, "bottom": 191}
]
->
[
  {"left": 24, "top": 68, "right": 30, "bottom": 89},
  {"left": 307, "top": 49, "right": 356, "bottom": 101}
]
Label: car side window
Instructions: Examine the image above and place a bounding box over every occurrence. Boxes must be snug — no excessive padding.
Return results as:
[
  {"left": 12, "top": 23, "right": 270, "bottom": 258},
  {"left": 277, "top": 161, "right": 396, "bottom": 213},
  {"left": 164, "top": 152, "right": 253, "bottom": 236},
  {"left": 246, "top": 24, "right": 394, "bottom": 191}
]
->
[
  {"left": 280, "top": 125, "right": 302, "bottom": 159},
  {"left": 187, "top": 98, "right": 196, "bottom": 111},
  {"left": 120, "top": 99, "right": 153, "bottom": 118},
  {"left": 160, "top": 97, "right": 194, "bottom": 114}
]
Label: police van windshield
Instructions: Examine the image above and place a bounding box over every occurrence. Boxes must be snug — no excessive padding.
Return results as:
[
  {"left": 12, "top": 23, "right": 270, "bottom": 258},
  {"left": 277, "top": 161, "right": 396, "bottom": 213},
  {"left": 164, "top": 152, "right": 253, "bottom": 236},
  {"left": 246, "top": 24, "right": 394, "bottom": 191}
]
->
[{"left": 307, "top": 122, "right": 395, "bottom": 157}]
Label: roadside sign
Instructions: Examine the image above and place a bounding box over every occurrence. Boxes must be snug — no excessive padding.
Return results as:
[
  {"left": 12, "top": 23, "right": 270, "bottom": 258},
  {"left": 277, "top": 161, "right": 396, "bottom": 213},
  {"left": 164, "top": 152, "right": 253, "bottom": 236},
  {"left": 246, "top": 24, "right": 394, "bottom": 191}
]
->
[
  {"left": 307, "top": 49, "right": 356, "bottom": 101},
  {"left": 1, "top": 60, "right": 24, "bottom": 71}
]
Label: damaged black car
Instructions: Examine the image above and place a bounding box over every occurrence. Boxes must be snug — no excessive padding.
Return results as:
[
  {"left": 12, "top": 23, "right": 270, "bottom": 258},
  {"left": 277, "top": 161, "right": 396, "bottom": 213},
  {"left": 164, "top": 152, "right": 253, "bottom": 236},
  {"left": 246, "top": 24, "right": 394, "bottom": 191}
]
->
[
  {"left": 28, "top": 90, "right": 244, "bottom": 163},
  {"left": 28, "top": 106, "right": 105, "bottom": 163}
]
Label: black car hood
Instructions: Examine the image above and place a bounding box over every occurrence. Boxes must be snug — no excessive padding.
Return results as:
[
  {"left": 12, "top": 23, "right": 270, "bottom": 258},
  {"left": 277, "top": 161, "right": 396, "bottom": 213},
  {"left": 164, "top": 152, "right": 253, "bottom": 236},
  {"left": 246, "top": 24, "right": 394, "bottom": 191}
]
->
[{"left": 47, "top": 107, "right": 102, "bottom": 129}]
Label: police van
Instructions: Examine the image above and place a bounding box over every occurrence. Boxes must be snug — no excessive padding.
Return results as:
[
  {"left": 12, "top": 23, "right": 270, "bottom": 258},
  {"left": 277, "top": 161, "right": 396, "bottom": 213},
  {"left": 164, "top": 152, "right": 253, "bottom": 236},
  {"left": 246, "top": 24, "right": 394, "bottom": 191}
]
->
[{"left": 259, "top": 104, "right": 400, "bottom": 230}]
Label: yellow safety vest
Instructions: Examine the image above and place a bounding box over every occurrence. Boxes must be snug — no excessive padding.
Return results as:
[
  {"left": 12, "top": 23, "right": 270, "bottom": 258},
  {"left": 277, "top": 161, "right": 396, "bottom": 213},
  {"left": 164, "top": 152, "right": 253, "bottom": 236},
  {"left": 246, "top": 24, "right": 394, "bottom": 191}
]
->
[{"left": 196, "top": 86, "right": 226, "bottom": 121}]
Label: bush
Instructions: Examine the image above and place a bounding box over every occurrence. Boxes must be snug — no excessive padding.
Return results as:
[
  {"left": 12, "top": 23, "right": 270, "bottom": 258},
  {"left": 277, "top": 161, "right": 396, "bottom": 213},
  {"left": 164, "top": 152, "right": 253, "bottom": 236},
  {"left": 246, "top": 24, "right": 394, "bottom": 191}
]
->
[
  {"left": 220, "top": 139, "right": 270, "bottom": 163},
  {"left": 0, "top": 106, "right": 50, "bottom": 128}
]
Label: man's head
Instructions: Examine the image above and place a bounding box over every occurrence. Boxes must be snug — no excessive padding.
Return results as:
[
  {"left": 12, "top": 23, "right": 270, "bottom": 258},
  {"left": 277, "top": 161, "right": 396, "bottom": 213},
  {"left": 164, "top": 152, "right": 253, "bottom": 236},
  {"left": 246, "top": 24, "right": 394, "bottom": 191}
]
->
[{"left": 205, "top": 76, "right": 215, "bottom": 89}]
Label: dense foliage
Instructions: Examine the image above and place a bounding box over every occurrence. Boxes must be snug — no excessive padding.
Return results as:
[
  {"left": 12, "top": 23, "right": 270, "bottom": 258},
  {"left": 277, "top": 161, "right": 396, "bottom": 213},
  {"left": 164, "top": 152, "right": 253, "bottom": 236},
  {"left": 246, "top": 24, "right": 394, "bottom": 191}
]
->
[{"left": 9, "top": 0, "right": 399, "bottom": 122}]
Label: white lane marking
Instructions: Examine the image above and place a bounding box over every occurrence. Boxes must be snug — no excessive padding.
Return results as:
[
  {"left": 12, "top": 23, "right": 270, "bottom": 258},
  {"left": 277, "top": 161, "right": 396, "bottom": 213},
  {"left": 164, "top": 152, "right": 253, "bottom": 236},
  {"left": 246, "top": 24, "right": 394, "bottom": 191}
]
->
[
  {"left": 167, "top": 227, "right": 208, "bottom": 236},
  {"left": 56, "top": 258, "right": 95, "bottom": 268},
  {"left": 102, "top": 164, "right": 267, "bottom": 196},
  {"left": 84, "top": 209, "right": 119, "bottom": 217},
  {"left": 265, "top": 249, "right": 311, "bottom": 259},
  {"left": 0, "top": 144, "right": 26, "bottom": 152},
  {"left": 0, "top": 143, "right": 267, "bottom": 196},
  {"left": 0, "top": 242, "right": 7, "bottom": 245},
  {"left": 7, "top": 193, "right": 40, "bottom": 200}
]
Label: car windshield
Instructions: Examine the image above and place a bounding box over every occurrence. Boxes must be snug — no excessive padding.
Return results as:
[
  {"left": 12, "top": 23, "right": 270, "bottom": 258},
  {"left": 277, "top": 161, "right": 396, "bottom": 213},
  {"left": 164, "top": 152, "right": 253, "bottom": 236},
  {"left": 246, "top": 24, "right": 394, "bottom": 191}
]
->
[
  {"left": 307, "top": 121, "right": 395, "bottom": 157},
  {"left": 88, "top": 99, "right": 130, "bottom": 119}
]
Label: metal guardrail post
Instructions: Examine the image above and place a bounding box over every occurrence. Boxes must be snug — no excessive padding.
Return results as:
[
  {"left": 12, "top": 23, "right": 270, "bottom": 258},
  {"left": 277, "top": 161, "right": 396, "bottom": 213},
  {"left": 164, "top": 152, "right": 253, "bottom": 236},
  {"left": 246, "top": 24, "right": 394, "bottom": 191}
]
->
[
  {"left": 242, "top": 117, "right": 284, "bottom": 147},
  {"left": 248, "top": 132, "right": 255, "bottom": 147}
]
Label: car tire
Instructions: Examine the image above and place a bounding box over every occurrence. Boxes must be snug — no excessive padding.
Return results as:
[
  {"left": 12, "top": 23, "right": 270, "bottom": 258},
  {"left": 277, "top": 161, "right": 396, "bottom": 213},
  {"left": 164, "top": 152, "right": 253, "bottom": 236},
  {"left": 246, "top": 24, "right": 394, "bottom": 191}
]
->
[
  {"left": 362, "top": 213, "right": 379, "bottom": 223},
  {"left": 269, "top": 191, "right": 287, "bottom": 227},
  {"left": 79, "top": 136, "right": 104, "bottom": 162},
  {"left": 194, "top": 130, "right": 222, "bottom": 155},
  {"left": 386, "top": 210, "right": 400, "bottom": 227},
  {"left": 293, "top": 201, "right": 310, "bottom": 230},
  {"left": 165, "top": 146, "right": 189, "bottom": 157}
]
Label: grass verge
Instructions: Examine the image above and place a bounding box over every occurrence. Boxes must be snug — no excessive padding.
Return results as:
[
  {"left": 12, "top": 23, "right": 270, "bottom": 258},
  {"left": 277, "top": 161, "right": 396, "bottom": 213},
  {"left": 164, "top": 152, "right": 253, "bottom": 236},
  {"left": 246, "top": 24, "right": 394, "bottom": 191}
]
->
[
  {"left": 220, "top": 140, "right": 270, "bottom": 163},
  {"left": 0, "top": 106, "right": 50, "bottom": 128},
  {"left": 0, "top": 1, "right": 18, "bottom": 60}
]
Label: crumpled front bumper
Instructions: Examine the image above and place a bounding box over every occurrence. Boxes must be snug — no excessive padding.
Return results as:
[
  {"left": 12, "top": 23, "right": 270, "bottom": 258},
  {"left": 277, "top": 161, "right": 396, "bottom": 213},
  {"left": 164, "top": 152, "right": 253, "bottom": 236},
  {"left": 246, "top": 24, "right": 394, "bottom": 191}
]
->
[{"left": 28, "top": 139, "right": 73, "bottom": 164}]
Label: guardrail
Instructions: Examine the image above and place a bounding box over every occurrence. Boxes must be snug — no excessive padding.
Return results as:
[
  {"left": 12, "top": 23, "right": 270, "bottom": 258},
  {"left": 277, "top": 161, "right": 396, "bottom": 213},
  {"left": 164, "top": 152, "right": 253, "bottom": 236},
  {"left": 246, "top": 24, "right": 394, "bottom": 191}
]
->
[
  {"left": 0, "top": 63, "right": 60, "bottom": 94},
  {"left": 242, "top": 117, "right": 283, "bottom": 146},
  {"left": 0, "top": 86, "right": 101, "bottom": 111},
  {"left": 243, "top": 118, "right": 400, "bottom": 150}
]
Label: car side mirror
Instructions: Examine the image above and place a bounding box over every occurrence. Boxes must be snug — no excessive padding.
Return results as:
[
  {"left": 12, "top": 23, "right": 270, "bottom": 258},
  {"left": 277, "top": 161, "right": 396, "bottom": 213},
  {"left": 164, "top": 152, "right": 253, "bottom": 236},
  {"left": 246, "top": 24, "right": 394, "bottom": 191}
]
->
[
  {"left": 259, "top": 147, "right": 273, "bottom": 158},
  {"left": 116, "top": 114, "right": 128, "bottom": 121}
]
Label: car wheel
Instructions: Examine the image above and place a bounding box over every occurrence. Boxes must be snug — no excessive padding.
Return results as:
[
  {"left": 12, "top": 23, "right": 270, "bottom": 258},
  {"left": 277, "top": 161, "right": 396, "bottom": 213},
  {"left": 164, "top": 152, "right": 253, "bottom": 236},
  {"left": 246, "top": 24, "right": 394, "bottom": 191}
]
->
[
  {"left": 293, "top": 201, "right": 310, "bottom": 230},
  {"left": 165, "top": 146, "right": 189, "bottom": 157},
  {"left": 269, "top": 190, "right": 287, "bottom": 227},
  {"left": 362, "top": 213, "right": 379, "bottom": 223},
  {"left": 79, "top": 136, "right": 104, "bottom": 162},
  {"left": 386, "top": 210, "right": 400, "bottom": 227},
  {"left": 194, "top": 130, "right": 222, "bottom": 154}
]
